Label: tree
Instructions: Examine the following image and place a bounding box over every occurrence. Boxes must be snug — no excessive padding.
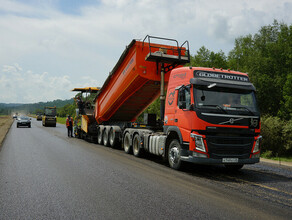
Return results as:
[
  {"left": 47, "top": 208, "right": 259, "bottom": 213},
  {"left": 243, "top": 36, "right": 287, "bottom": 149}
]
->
[
  {"left": 191, "top": 46, "right": 228, "bottom": 68},
  {"left": 228, "top": 20, "right": 292, "bottom": 119}
]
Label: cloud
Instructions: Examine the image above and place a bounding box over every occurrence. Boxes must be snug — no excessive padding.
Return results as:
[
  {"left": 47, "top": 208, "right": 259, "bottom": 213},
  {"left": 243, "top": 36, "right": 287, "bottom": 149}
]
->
[
  {"left": 0, "top": 64, "right": 74, "bottom": 103},
  {"left": 0, "top": 0, "right": 292, "bottom": 103}
]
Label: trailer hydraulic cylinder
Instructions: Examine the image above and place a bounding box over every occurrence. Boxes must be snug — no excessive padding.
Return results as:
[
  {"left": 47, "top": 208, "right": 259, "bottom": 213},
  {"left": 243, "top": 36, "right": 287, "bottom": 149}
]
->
[{"left": 160, "top": 65, "right": 165, "bottom": 124}]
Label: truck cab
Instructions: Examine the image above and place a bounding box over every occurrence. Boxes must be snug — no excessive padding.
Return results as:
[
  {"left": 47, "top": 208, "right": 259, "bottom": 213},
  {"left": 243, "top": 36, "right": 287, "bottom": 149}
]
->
[{"left": 164, "top": 67, "right": 261, "bottom": 169}]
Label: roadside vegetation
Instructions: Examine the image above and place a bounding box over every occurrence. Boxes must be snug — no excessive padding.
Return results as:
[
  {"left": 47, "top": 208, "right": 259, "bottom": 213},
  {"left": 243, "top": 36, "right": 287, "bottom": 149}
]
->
[{"left": 57, "top": 117, "right": 67, "bottom": 125}]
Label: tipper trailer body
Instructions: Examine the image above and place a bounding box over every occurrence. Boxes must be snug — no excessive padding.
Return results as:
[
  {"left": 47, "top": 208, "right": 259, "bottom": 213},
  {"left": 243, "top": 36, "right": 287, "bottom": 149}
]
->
[
  {"left": 86, "top": 36, "right": 261, "bottom": 170},
  {"left": 94, "top": 39, "right": 188, "bottom": 124}
]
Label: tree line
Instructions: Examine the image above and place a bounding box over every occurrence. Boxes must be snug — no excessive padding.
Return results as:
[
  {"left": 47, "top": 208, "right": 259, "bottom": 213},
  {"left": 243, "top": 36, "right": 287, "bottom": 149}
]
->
[{"left": 0, "top": 99, "right": 74, "bottom": 116}]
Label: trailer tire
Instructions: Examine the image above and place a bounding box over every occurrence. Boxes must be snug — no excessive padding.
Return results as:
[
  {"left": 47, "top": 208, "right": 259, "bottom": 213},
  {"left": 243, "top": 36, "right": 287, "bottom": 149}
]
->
[
  {"left": 168, "top": 139, "right": 182, "bottom": 170},
  {"left": 109, "top": 128, "right": 116, "bottom": 148},
  {"left": 133, "top": 134, "right": 143, "bottom": 157},
  {"left": 97, "top": 128, "right": 103, "bottom": 145},
  {"left": 103, "top": 128, "right": 109, "bottom": 146},
  {"left": 123, "top": 132, "right": 132, "bottom": 154}
]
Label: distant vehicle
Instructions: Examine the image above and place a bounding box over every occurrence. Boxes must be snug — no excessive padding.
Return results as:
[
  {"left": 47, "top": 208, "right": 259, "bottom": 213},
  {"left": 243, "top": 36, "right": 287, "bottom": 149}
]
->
[
  {"left": 42, "top": 107, "right": 57, "bottom": 127},
  {"left": 36, "top": 114, "right": 42, "bottom": 121},
  {"left": 17, "top": 116, "right": 31, "bottom": 128},
  {"left": 12, "top": 115, "right": 17, "bottom": 119}
]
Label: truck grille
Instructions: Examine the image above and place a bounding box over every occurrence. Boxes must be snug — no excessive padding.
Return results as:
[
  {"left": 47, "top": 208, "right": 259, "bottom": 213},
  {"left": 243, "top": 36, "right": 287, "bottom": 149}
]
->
[{"left": 206, "top": 136, "right": 254, "bottom": 159}]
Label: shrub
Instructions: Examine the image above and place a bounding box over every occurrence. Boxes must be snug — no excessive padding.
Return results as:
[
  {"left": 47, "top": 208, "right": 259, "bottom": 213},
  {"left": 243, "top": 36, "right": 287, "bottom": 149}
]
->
[
  {"left": 282, "top": 120, "right": 292, "bottom": 156},
  {"left": 260, "top": 116, "right": 285, "bottom": 157}
]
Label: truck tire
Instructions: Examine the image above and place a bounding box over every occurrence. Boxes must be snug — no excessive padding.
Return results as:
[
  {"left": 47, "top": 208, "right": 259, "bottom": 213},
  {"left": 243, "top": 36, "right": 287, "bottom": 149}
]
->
[
  {"left": 123, "top": 132, "right": 132, "bottom": 154},
  {"left": 224, "top": 164, "right": 244, "bottom": 171},
  {"left": 133, "top": 134, "right": 143, "bottom": 157},
  {"left": 97, "top": 128, "right": 103, "bottom": 145},
  {"left": 168, "top": 139, "right": 182, "bottom": 170},
  {"left": 109, "top": 128, "right": 116, "bottom": 148},
  {"left": 103, "top": 128, "right": 109, "bottom": 146}
]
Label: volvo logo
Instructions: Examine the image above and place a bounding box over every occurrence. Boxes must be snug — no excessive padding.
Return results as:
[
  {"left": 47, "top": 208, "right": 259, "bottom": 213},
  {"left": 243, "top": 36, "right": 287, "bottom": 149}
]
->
[
  {"left": 219, "top": 117, "right": 244, "bottom": 125},
  {"left": 250, "top": 118, "right": 259, "bottom": 128}
]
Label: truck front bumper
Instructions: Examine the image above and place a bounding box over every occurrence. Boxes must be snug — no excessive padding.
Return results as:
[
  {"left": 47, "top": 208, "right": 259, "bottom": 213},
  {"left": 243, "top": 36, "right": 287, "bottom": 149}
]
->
[{"left": 180, "top": 155, "right": 259, "bottom": 165}]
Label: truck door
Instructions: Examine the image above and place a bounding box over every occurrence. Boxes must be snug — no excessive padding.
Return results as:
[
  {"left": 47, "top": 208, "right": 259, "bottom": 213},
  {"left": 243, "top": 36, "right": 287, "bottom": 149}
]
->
[{"left": 174, "top": 85, "right": 192, "bottom": 143}]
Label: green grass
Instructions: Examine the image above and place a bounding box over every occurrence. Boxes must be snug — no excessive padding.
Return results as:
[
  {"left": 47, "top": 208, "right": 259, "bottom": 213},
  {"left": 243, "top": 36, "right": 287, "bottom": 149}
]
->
[
  {"left": 57, "top": 117, "right": 66, "bottom": 125},
  {"left": 261, "top": 155, "right": 292, "bottom": 162}
]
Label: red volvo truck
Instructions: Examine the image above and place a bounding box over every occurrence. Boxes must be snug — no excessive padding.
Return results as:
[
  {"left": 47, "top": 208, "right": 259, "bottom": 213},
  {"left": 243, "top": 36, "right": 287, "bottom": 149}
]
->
[{"left": 91, "top": 36, "right": 261, "bottom": 170}]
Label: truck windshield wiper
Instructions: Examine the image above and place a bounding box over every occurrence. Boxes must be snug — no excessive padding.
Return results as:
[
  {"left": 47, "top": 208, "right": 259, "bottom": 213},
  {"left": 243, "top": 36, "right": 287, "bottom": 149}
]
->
[
  {"left": 231, "top": 106, "right": 255, "bottom": 115},
  {"left": 201, "top": 104, "right": 228, "bottom": 114}
]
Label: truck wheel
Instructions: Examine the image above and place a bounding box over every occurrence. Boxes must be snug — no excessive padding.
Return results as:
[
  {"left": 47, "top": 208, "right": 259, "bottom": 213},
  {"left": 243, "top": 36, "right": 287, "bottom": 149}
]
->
[
  {"left": 133, "top": 134, "right": 143, "bottom": 157},
  {"left": 123, "top": 132, "right": 132, "bottom": 154},
  {"left": 168, "top": 139, "right": 182, "bottom": 170},
  {"left": 109, "top": 128, "right": 116, "bottom": 148},
  {"left": 97, "top": 128, "right": 103, "bottom": 145},
  {"left": 224, "top": 165, "right": 244, "bottom": 171},
  {"left": 103, "top": 129, "right": 109, "bottom": 146}
]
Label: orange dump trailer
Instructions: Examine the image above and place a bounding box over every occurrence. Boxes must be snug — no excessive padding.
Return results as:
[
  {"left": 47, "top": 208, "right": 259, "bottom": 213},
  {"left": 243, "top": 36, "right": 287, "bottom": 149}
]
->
[{"left": 94, "top": 38, "right": 189, "bottom": 123}]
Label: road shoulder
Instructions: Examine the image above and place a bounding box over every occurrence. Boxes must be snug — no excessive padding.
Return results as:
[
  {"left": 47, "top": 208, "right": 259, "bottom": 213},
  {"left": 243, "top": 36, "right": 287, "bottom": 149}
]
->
[
  {"left": 260, "top": 157, "right": 292, "bottom": 167},
  {"left": 0, "top": 116, "right": 13, "bottom": 149}
]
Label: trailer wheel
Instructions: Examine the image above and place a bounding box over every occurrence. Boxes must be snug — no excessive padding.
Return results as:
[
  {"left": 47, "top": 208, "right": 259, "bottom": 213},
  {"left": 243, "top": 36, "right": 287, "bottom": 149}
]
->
[
  {"left": 97, "top": 128, "right": 103, "bottom": 145},
  {"left": 103, "top": 128, "right": 109, "bottom": 146},
  {"left": 168, "top": 139, "right": 182, "bottom": 170},
  {"left": 109, "top": 128, "right": 116, "bottom": 148},
  {"left": 123, "top": 132, "right": 132, "bottom": 154},
  {"left": 133, "top": 134, "right": 143, "bottom": 157}
]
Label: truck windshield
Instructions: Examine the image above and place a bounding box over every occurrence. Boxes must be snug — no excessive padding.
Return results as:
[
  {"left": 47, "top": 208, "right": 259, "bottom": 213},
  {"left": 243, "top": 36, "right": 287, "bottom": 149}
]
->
[{"left": 194, "top": 87, "right": 259, "bottom": 115}]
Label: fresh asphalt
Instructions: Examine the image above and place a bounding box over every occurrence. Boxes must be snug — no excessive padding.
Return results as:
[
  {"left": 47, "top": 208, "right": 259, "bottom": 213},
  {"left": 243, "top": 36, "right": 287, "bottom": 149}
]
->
[{"left": 0, "top": 119, "right": 291, "bottom": 219}]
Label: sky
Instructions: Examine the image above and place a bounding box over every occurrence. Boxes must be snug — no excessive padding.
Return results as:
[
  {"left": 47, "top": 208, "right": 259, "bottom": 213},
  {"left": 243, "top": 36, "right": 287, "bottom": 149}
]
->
[{"left": 0, "top": 0, "right": 292, "bottom": 103}]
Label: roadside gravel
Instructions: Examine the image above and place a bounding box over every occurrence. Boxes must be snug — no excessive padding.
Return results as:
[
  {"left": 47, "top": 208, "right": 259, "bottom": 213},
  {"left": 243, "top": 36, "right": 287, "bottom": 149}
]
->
[{"left": 0, "top": 116, "right": 13, "bottom": 149}]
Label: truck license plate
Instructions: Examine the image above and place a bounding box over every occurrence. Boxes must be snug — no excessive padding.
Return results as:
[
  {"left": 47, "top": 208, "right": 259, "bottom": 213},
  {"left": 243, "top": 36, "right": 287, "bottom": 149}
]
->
[{"left": 222, "top": 158, "right": 238, "bottom": 163}]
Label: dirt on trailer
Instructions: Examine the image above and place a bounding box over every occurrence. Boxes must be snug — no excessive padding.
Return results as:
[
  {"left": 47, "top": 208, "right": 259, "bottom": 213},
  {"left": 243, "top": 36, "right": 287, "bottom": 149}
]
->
[{"left": 0, "top": 116, "right": 13, "bottom": 149}]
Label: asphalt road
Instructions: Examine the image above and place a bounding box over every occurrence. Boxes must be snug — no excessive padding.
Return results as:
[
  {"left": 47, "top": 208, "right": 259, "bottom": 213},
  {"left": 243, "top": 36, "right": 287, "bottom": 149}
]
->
[{"left": 0, "top": 119, "right": 291, "bottom": 219}]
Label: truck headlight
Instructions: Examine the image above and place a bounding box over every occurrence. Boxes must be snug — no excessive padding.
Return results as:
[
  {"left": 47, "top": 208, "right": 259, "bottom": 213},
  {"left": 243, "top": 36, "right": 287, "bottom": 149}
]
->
[
  {"left": 191, "top": 133, "right": 206, "bottom": 152},
  {"left": 253, "top": 136, "right": 262, "bottom": 153}
]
